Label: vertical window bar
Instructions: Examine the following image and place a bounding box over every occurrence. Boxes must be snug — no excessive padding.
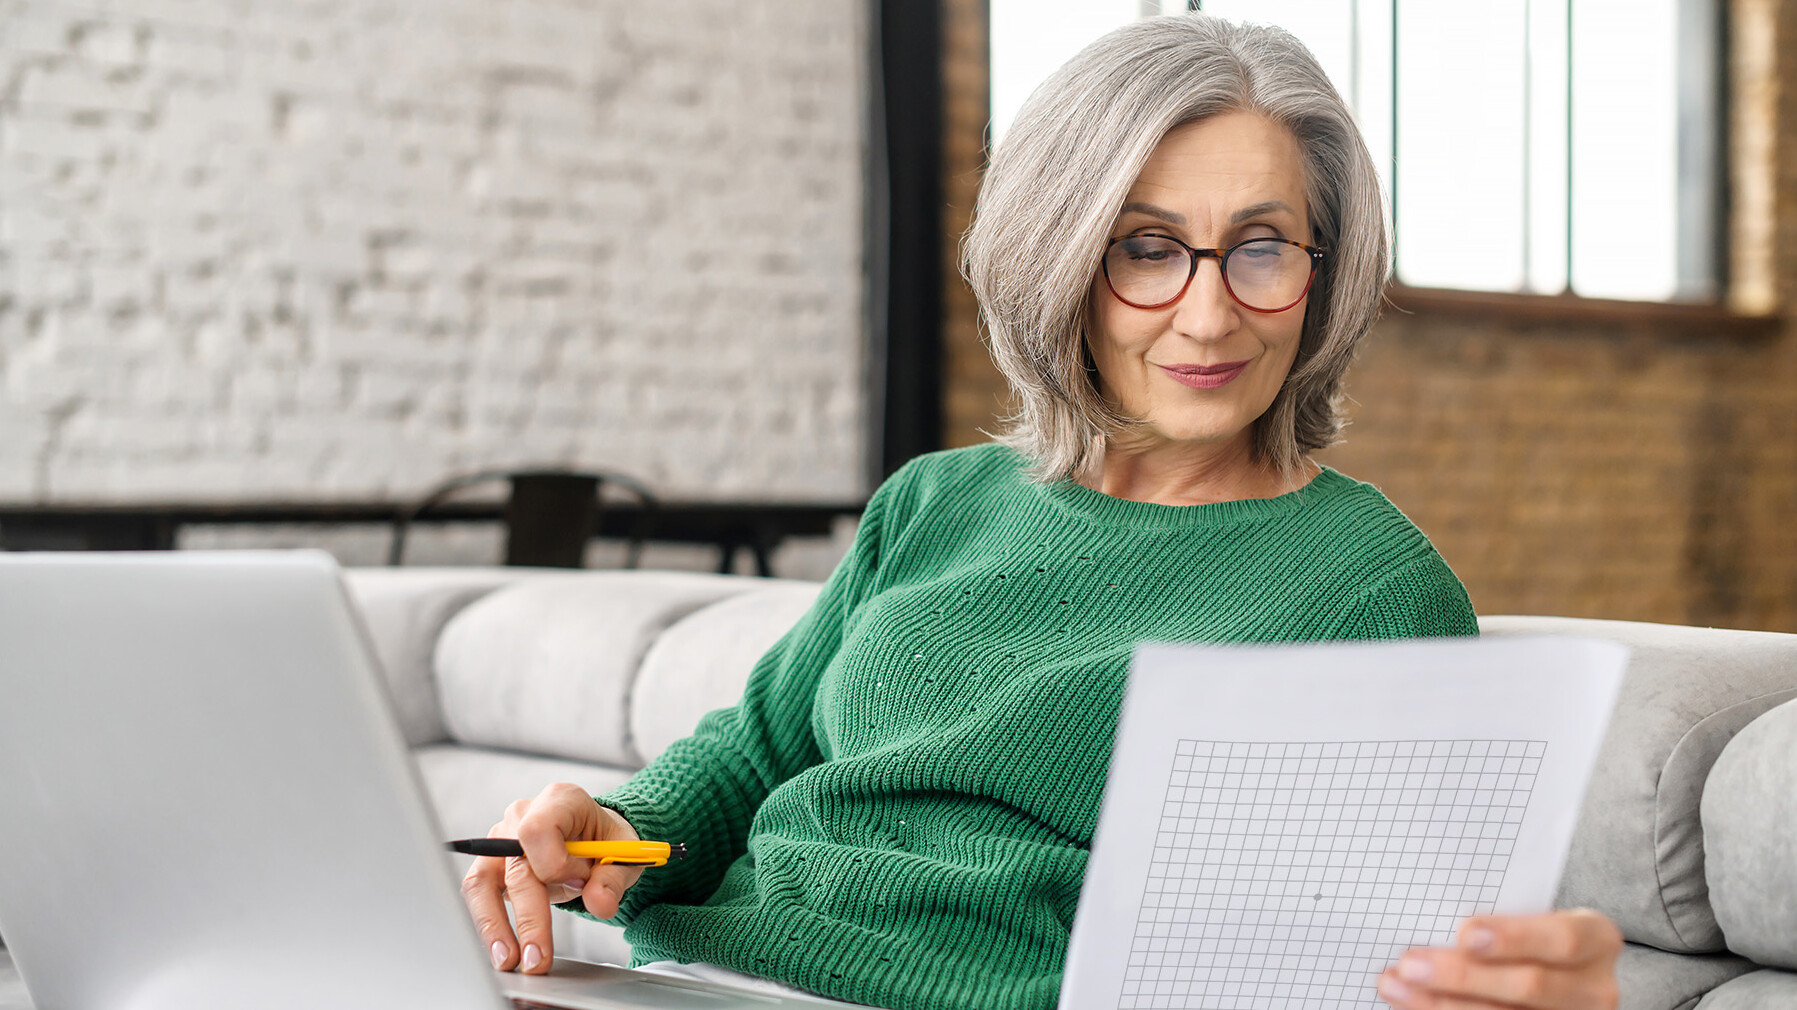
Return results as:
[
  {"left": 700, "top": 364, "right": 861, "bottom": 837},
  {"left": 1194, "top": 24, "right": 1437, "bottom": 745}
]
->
[
  {"left": 1563, "top": 0, "right": 1574, "bottom": 296},
  {"left": 1676, "top": 0, "right": 1722, "bottom": 300},
  {"left": 1522, "top": 0, "right": 1533, "bottom": 292},
  {"left": 1712, "top": 0, "right": 1732, "bottom": 296},
  {"left": 1390, "top": 0, "right": 1400, "bottom": 272}
]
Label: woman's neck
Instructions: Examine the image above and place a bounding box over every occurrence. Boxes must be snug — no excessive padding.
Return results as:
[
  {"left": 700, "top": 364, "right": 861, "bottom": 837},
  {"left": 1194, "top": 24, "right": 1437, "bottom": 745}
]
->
[{"left": 1076, "top": 434, "right": 1318, "bottom": 506}]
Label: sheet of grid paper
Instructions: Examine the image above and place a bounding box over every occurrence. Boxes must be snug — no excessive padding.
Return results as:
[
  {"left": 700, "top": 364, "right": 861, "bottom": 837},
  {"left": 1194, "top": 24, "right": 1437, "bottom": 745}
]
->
[
  {"left": 1059, "top": 636, "right": 1627, "bottom": 1010},
  {"left": 1126, "top": 738, "right": 1544, "bottom": 1009}
]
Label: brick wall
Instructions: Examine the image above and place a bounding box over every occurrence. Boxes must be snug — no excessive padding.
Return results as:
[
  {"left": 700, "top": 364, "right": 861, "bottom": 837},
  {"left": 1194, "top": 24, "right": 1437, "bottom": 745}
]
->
[
  {"left": 942, "top": 0, "right": 1797, "bottom": 631},
  {"left": 0, "top": 0, "right": 868, "bottom": 506},
  {"left": 1316, "top": 309, "right": 1782, "bottom": 628},
  {"left": 941, "top": 0, "right": 1005, "bottom": 447}
]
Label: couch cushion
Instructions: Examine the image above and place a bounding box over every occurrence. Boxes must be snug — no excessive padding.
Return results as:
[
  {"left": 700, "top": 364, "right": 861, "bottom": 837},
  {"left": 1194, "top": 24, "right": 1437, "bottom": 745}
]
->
[
  {"left": 1694, "top": 969, "right": 1797, "bottom": 1009},
  {"left": 411, "top": 742, "right": 638, "bottom": 842},
  {"left": 1702, "top": 696, "right": 1797, "bottom": 969},
  {"left": 631, "top": 581, "right": 824, "bottom": 764},
  {"left": 434, "top": 572, "right": 758, "bottom": 766},
  {"left": 1480, "top": 616, "right": 1797, "bottom": 953},
  {"left": 343, "top": 568, "right": 559, "bottom": 745},
  {"left": 1614, "top": 944, "right": 1756, "bottom": 1010}
]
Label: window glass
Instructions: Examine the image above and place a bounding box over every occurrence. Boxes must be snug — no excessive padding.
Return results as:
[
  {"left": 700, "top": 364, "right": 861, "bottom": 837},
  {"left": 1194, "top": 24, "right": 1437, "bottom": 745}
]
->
[{"left": 989, "top": 0, "right": 1141, "bottom": 148}]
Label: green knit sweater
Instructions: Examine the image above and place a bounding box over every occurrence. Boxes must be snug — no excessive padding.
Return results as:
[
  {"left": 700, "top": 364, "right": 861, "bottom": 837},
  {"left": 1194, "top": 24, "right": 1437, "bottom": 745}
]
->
[{"left": 593, "top": 443, "right": 1476, "bottom": 1010}]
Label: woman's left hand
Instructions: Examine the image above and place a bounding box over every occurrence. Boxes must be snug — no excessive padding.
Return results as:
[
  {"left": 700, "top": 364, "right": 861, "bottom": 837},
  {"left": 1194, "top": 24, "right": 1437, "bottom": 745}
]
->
[{"left": 1378, "top": 909, "right": 1623, "bottom": 1010}]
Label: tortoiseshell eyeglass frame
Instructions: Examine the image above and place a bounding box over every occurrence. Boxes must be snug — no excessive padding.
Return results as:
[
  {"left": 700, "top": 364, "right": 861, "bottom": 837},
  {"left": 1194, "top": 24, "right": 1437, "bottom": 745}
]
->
[{"left": 1102, "top": 234, "right": 1328, "bottom": 314}]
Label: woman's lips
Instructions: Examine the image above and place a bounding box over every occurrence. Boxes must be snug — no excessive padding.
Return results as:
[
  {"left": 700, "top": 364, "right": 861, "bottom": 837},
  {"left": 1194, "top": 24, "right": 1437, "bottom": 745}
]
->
[{"left": 1157, "top": 360, "right": 1250, "bottom": 390}]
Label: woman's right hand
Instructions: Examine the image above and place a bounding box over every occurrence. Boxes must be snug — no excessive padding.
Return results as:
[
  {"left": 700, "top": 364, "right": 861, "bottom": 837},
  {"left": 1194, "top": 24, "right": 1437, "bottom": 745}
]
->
[{"left": 459, "top": 782, "right": 645, "bottom": 976}]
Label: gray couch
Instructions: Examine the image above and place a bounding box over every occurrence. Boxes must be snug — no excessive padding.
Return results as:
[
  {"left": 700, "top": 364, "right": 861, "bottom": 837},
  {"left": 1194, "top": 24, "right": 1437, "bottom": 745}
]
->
[{"left": 342, "top": 567, "right": 1797, "bottom": 1009}]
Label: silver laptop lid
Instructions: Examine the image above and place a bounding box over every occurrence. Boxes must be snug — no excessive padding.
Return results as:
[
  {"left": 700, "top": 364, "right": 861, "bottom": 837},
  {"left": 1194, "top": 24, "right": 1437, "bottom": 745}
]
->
[{"left": 0, "top": 551, "right": 508, "bottom": 1010}]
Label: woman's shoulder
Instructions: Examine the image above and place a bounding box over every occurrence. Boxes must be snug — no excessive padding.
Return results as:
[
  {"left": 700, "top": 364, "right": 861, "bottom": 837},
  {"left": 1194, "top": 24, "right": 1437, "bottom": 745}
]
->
[
  {"left": 888, "top": 441, "right": 1021, "bottom": 484},
  {"left": 853, "top": 443, "right": 1033, "bottom": 553},
  {"left": 874, "top": 442, "right": 1025, "bottom": 511},
  {"left": 1299, "top": 468, "right": 1477, "bottom": 637},
  {"left": 1299, "top": 468, "right": 1446, "bottom": 559}
]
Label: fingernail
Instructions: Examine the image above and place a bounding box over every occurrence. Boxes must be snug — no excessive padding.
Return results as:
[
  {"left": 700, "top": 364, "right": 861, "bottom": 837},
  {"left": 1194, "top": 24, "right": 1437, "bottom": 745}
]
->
[
  {"left": 1466, "top": 927, "right": 1496, "bottom": 951},
  {"left": 562, "top": 878, "right": 587, "bottom": 890},
  {"left": 521, "top": 944, "right": 542, "bottom": 972},
  {"left": 490, "top": 941, "right": 506, "bottom": 969},
  {"left": 1397, "top": 956, "right": 1432, "bottom": 982},
  {"left": 1379, "top": 975, "right": 1412, "bottom": 1003}
]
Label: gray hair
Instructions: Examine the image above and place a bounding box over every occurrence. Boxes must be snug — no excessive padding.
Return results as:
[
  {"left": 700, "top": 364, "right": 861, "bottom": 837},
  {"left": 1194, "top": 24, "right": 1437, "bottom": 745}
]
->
[{"left": 961, "top": 13, "right": 1389, "bottom": 482}]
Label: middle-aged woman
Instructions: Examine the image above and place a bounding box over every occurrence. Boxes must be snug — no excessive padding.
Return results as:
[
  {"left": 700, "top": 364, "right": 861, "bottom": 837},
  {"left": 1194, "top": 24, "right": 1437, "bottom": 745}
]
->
[{"left": 462, "top": 13, "right": 1623, "bottom": 1010}]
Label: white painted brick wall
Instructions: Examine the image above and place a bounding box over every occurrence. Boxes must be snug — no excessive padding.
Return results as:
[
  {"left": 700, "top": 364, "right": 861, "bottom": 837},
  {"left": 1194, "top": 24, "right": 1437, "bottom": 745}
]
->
[{"left": 0, "top": 0, "right": 869, "bottom": 505}]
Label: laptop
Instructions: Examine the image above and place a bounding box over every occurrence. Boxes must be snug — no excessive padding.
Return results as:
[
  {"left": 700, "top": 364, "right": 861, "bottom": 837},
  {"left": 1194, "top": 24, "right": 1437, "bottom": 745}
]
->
[{"left": 0, "top": 552, "right": 854, "bottom": 1010}]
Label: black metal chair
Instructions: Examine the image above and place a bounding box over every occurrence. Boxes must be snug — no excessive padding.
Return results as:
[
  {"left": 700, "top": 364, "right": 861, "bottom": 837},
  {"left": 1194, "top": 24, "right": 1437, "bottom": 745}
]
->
[{"left": 387, "top": 469, "right": 657, "bottom": 568}]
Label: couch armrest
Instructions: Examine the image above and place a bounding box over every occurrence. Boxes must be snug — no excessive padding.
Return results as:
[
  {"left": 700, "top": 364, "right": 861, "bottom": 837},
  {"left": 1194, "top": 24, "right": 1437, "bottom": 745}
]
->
[
  {"left": 1480, "top": 616, "right": 1797, "bottom": 953},
  {"left": 1702, "top": 696, "right": 1797, "bottom": 970}
]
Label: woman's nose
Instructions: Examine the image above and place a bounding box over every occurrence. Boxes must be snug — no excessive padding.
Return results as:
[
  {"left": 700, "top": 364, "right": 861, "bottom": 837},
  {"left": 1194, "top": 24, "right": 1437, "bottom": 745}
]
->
[{"left": 1170, "top": 257, "right": 1240, "bottom": 340}]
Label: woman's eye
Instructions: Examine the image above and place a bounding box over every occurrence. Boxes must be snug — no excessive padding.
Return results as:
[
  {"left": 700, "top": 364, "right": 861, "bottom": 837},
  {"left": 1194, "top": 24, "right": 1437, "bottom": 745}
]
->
[{"left": 1119, "top": 237, "right": 1183, "bottom": 263}]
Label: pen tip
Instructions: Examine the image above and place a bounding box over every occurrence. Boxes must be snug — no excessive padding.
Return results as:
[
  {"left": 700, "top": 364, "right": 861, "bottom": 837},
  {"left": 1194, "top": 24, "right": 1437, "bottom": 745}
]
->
[{"left": 668, "top": 843, "right": 687, "bottom": 861}]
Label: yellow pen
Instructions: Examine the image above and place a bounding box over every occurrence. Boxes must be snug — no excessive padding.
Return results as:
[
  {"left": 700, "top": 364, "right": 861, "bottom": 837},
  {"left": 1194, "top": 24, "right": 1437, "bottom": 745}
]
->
[{"left": 445, "top": 838, "right": 687, "bottom": 866}]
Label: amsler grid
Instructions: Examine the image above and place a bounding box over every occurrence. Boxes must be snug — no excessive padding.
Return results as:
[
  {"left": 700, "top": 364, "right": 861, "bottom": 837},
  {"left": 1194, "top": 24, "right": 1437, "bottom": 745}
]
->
[{"left": 1119, "top": 739, "right": 1546, "bottom": 1010}]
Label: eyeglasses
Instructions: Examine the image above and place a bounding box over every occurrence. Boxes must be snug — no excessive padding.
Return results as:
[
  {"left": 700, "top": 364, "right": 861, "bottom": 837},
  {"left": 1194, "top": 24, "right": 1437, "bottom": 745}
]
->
[{"left": 1102, "top": 234, "right": 1327, "bottom": 314}]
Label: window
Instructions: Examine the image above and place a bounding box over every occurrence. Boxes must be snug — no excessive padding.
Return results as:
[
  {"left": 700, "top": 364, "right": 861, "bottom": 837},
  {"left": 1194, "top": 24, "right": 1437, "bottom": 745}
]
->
[{"left": 990, "top": 0, "right": 1726, "bottom": 303}]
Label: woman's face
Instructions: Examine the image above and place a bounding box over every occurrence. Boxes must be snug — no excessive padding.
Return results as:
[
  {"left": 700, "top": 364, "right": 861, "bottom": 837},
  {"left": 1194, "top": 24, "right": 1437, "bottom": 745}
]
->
[{"left": 1087, "top": 112, "right": 1313, "bottom": 455}]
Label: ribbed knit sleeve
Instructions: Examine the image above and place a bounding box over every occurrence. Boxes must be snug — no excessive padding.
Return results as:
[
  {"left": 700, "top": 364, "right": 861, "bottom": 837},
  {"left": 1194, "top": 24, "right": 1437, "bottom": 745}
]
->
[
  {"left": 1330, "top": 553, "right": 1479, "bottom": 641},
  {"left": 589, "top": 479, "right": 890, "bottom": 923}
]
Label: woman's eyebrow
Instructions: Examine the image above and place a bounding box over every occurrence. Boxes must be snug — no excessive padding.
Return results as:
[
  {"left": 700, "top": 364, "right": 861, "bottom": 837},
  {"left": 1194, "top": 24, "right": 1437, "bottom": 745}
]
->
[
  {"left": 1230, "top": 200, "right": 1297, "bottom": 224},
  {"left": 1118, "top": 201, "right": 1185, "bottom": 225},
  {"left": 1117, "top": 200, "right": 1299, "bottom": 227}
]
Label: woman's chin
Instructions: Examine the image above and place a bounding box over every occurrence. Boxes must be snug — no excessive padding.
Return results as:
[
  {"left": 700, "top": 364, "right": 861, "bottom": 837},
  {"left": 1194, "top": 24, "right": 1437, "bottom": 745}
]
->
[{"left": 1132, "top": 415, "right": 1257, "bottom": 451}]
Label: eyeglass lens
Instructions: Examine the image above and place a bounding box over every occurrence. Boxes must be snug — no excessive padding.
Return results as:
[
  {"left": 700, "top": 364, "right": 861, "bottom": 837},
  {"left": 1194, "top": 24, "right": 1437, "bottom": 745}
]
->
[{"left": 1105, "top": 236, "right": 1314, "bottom": 312}]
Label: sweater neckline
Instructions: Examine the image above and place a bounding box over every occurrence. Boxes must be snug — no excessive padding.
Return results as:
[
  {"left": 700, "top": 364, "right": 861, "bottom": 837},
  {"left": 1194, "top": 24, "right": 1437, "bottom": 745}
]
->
[{"left": 1039, "top": 465, "right": 1355, "bottom": 530}]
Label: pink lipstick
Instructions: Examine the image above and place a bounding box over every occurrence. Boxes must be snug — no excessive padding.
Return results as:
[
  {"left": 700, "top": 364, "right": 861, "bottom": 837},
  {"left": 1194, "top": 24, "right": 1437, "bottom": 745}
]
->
[{"left": 1157, "top": 360, "right": 1250, "bottom": 390}]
